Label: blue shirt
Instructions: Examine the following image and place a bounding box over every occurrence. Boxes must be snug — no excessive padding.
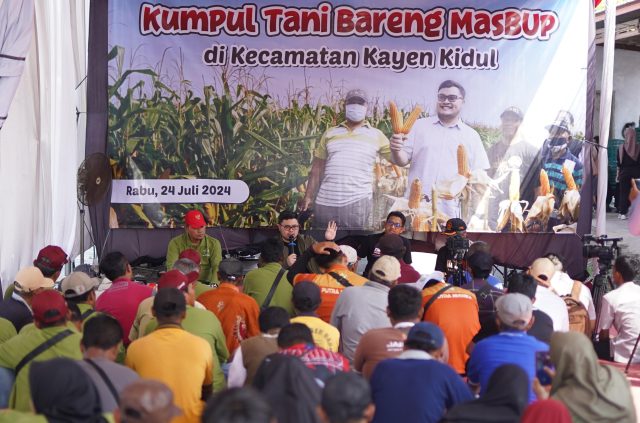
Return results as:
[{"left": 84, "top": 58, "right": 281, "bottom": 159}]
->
[
  {"left": 448, "top": 271, "right": 502, "bottom": 288},
  {"left": 467, "top": 331, "right": 549, "bottom": 403},
  {"left": 371, "top": 355, "right": 473, "bottom": 423}
]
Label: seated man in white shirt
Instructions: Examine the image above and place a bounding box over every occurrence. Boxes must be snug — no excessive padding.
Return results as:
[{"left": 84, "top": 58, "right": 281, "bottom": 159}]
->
[
  {"left": 527, "top": 258, "right": 569, "bottom": 332},
  {"left": 598, "top": 256, "right": 640, "bottom": 364},
  {"left": 546, "top": 253, "right": 596, "bottom": 332}
]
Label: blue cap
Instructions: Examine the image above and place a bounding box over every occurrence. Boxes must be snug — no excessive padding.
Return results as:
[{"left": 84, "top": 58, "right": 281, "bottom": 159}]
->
[{"left": 406, "top": 322, "right": 444, "bottom": 350}]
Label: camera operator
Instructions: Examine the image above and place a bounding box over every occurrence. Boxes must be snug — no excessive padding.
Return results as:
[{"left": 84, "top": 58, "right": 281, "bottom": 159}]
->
[{"left": 435, "top": 218, "right": 470, "bottom": 285}]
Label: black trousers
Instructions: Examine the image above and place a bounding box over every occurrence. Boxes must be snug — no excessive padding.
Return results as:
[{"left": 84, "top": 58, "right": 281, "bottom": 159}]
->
[{"left": 618, "top": 167, "right": 640, "bottom": 214}]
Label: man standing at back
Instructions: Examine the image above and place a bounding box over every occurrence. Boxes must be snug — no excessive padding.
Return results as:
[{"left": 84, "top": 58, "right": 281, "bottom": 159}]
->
[
  {"left": 390, "top": 80, "right": 489, "bottom": 218},
  {"left": 96, "top": 252, "right": 153, "bottom": 346},
  {"left": 126, "top": 288, "right": 213, "bottom": 423},
  {"left": 166, "top": 209, "right": 222, "bottom": 287},
  {"left": 0, "top": 290, "right": 82, "bottom": 411}
]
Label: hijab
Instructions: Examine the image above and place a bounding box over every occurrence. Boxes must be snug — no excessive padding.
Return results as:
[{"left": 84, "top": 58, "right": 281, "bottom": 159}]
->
[
  {"left": 253, "top": 353, "right": 321, "bottom": 423},
  {"left": 30, "top": 358, "right": 106, "bottom": 423},
  {"left": 620, "top": 125, "right": 640, "bottom": 162},
  {"left": 521, "top": 399, "right": 572, "bottom": 423},
  {"left": 550, "top": 332, "right": 637, "bottom": 423},
  {"left": 443, "top": 364, "right": 529, "bottom": 423}
]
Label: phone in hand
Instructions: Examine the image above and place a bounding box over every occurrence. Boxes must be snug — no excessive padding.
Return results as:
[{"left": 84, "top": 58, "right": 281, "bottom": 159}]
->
[{"left": 535, "top": 351, "right": 554, "bottom": 386}]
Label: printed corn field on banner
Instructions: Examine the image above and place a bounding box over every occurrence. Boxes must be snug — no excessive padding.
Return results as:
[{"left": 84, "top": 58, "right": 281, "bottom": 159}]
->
[{"left": 107, "top": 0, "right": 589, "bottom": 232}]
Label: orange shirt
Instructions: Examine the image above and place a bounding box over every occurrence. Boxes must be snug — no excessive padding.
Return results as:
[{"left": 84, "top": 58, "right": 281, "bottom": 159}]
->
[
  {"left": 197, "top": 283, "right": 260, "bottom": 354},
  {"left": 422, "top": 282, "right": 479, "bottom": 374},
  {"left": 293, "top": 265, "right": 367, "bottom": 322}
]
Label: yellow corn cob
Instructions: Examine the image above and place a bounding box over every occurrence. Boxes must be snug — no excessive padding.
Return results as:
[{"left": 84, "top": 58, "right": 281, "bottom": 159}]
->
[
  {"left": 540, "top": 169, "right": 550, "bottom": 196},
  {"left": 457, "top": 144, "right": 469, "bottom": 177},
  {"left": 204, "top": 203, "right": 218, "bottom": 225},
  {"left": 389, "top": 101, "right": 404, "bottom": 134},
  {"left": 401, "top": 106, "right": 422, "bottom": 134},
  {"left": 432, "top": 186, "right": 438, "bottom": 217},
  {"left": 408, "top": 178, "right": 422, "bottom": 209},
  {"left": 392, "top": 165, "right": 402, "bottom": 178},
  {"left": 509, "top": 170, "right": 520, "bottom": 201},
  {"left": 562, "top": 166, "right": 577, "bottom": 191}
]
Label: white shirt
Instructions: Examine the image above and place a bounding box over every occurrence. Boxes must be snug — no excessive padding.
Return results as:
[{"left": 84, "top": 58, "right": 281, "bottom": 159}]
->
[
  {"left": 397, "top": 349, "right": 432, "bottom": 361},
  {"left": 403, "top": 116, "right": 489, "bottom": 218},
  {"left": 550, "top": 272, "right": 596, "bottom": 320},
  {"left": 598, "top": 282, "right": 640, "bottom": 364},
  {"left": 534, "top": 285, "right": 569, "bottom": 332}
]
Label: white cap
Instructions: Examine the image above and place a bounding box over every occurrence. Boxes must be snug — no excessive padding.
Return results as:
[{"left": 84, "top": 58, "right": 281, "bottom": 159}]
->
[{"left": 339, "top": 245, "right": 358, "bottom": 264}]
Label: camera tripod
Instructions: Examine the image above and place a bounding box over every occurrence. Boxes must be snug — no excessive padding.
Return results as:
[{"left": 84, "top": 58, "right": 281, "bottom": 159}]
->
[{"left": 591, "top": 258, "right": 615, "bottom": 341}]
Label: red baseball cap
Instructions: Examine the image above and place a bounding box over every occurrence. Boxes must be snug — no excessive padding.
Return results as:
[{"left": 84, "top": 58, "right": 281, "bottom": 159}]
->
[
  {"left": 157, "top": 270, "right": 191, "bottom": 291},
  {"left": 178, "top": 249, "right": 201, "bottom": 265},
  {"left": 31, "top": 290, "right": 68, "bottom": 324},
  {"left": 184, "top": 210, "right": 206, "bottom": 229},
  {"left": 33, "top": 245, "right": 68, "bottom": 274}
]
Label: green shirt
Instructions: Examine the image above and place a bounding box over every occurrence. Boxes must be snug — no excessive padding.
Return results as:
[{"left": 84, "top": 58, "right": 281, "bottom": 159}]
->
[
  {"left": 194, "top": 281, "right": 214, "bottom": 297},
  {"left": 166, "top": 233, "right": 222, "bottom": 285},
  {"left": 0, "top": 317, "right": 17, "bottom": 344},
  {"left": 144, "top": 305, "right": 229, "bottom": 392},
  {"left": 0, "top": 325, "right": 83, "bottom": 411},
  {"left": 3, "top": 285, "right": 14, "bottom": 301},
  {"left": 243, "top": 262, "right": 294, "bottom": 315}
]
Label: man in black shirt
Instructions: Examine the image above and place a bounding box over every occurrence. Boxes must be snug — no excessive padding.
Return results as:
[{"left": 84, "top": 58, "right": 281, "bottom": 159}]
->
[
  {"left": 356, "top": 211, "right": 412, "bottom": 277},
  {"left": 0, "top": 266, "right": 54, "bottom": 332}
]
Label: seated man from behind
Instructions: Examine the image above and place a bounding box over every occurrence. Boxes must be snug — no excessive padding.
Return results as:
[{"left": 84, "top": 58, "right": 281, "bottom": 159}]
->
[
  {"left": 319, "top": 372, "right": 375, "bottom": 423},
  {"left": 198, "top": 258, "right": 260, "bottom": 354},
  {"left": 61, "top": 271, "right": 100, "bottom": 323},
  {"left": 166, "top": 209, "right": 222, "bottom": 287},
  {"left": 467, "top": 293, "right": 549, "bottom": 404},
  {"left": 288, "top": 241, "right": 367, "bottom": 322},
  {"left": 3, "top": 245, "right": 68, "bottom": 300},
  {"left": 0, "top": 266, "right": 54, "bottom": 333},
  {"left": 460, "top": 251, "right": 503, "bottom": 330},
  {"left": 96, "top": 252, "right": 153, "bottom": 346},
  {"left": 528, "top": 257, "right": 569, "bottom": 332},
  {"left": 228, "top": 306, "right": 290, "bottom": 388},
  {"left": 291, "top": 281, "right": 340, "bottom": 352},
  {"left": 370, "top": 322, "right": 473, "bottom": 423},
  {"left": 278, "top": 323, "right": 349, "bottom": 383},
  {"left": 77, "top": 314, "right": 139, "bottom": 413},
  {"left": 116, "top": 379, "right": 182, "bottom": 423}
]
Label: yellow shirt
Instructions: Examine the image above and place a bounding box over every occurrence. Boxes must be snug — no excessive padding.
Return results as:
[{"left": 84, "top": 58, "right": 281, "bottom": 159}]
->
[
  {"left": 291, "top": 315, "right": 340, "bottom": 352},
  {"left": 125, "top": 326, "right": 213, "bottom": 423}
]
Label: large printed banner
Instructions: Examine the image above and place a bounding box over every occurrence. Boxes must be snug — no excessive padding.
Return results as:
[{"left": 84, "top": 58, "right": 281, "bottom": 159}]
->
[{"left": 108, "top": 0, "right": 590, "bottom": 232}]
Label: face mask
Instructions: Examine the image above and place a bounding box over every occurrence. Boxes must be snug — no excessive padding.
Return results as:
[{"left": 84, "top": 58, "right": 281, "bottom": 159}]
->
[{"left": 345, "top": 104, "right": 367, "bottom": 123}]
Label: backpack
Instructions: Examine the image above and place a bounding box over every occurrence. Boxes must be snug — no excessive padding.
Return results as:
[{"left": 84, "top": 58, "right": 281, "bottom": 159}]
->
[{"left": 562, "top": 281, "right": 590, "bottom": 336}]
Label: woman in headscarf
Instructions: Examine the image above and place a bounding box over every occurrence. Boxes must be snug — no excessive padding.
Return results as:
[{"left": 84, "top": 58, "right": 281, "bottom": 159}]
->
[
  {"left": 253, "top": 353, "right": 321, "bottom": 423},
  {"left": 536, "top": 331, "right": 636, "bottom": 423},
  {"left": 521, "top": 399, "right": 572, "bottom": 423},
  {"left": 617, "top": 122, "right": 640, "bottom": 219},
  {"left": 442, "top": 364, "right": 529, "bottom": 423},
  {"left": 30, "top": 357, "right": 108, "bottom": 423}
]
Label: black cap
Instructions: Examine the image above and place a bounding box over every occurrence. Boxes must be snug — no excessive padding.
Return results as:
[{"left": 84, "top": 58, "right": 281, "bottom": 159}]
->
[
  {"left": 152, "top": 288, "right": 186, "bottom": 317},
  {"left": 443, "top": 218, "right": 467, "bottom": 235},
  {"left": 292, "top": 281, "right": 321, "bottom": 312},
  {"left": 219, "top": 258, "right": 244, "bottom": 280}
]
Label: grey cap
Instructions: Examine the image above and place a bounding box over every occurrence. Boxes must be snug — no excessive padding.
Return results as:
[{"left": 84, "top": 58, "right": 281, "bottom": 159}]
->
[
  {"left": 345, "top": 89, "right": 368, "bottom": 104},
  {"left": 119, "top": 379, "right": 181, "bottom": 423},
  {"left": 60, "top": 272, "right": 99, "bottom": 298},
  {"left": 496, "top": 293, "right": 533, "bottom": 330}
]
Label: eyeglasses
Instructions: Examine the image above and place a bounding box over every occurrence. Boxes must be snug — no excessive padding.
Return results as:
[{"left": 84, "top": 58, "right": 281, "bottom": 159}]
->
[
  {"left": 281, "top": 225, "right": 299, "bottom": 230},
  {"left": 437, "top": 94, "right": 463, "bottom": 103},
  {"left": 386, "top": 221, "right": 403, "bottom": 228}
]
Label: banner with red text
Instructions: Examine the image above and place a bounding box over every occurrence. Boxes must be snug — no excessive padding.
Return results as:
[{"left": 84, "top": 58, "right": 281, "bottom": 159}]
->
[{"left": 108, "top": 0, "right": 590, "bottom": 233}]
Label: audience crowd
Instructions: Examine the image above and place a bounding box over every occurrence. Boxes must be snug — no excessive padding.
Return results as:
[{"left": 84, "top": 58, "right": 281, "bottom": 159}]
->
[{"left": 0, "top": 209, "right": 638, "bottom": 423}]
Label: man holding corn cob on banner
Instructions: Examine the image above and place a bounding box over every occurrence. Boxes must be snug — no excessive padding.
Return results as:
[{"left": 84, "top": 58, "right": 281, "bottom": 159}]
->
[
  {"left": 390, "top": 80, "right": 489, "bottom": 220},
  {"left": 299, "top": 89, "right": 391, "bottom": 229}
]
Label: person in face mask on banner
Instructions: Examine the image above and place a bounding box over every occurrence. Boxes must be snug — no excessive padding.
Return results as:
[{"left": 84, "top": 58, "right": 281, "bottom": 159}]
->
[
  {"left": 540, "top": 111, "right": 583, "bottom": 204},
  {"left": 298, "top": 89, "right": 391, "bottom": 229}
]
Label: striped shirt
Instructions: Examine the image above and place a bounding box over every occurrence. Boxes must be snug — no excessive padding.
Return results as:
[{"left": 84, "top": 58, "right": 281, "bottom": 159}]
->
[
  {"left": 315, "top": 122, "right": 390, "bottom": 206},
  {"left": 542, "top": 152, "right": 583, "bottom": 199}
]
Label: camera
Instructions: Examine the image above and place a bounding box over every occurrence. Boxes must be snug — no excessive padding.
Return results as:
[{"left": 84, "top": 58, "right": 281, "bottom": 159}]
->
[
  {"left": 582, "top": 234, "right": 622, "bottom": 264},
  {"left": 446, "top": 234, "right": 470, "bottom": 260}
]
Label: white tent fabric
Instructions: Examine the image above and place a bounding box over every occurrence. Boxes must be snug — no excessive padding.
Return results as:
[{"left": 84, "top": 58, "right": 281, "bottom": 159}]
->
[
  {"left": 0, "top": 0, "right": 88, "bottom": 290},
  {"left": 596, "top": 0, "right": 616, "bottom": 236},
  {"left": 0, "top": 0, "right": 34, "bottom": 129}
]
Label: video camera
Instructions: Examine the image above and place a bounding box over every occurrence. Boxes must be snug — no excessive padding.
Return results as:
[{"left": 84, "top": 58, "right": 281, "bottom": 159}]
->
[
  {"left": 445, "top": 234, "right": 470, "bottom": 286},
  {"left": 582, "top": 234, "right": 622, "bottom": 265}
]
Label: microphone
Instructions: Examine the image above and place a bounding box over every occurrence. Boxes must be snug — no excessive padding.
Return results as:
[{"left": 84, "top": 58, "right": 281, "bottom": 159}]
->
[{"left": 287, "top": 235, "right": 296, "bottom": 255}]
